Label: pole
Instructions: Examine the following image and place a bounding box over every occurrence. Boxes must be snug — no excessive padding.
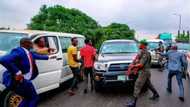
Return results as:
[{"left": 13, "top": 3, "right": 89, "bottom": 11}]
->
[
  {"left": 173, "top": 13, "right": 182, "bottom": 37},
  {"left": 179, "top": 15, "right": 182, "bottom": 32}
]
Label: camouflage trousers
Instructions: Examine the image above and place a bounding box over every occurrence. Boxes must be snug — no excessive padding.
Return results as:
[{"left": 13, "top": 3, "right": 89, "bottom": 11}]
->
[{"left": 134, "top": 71, "right": 158, "bottom": 98}]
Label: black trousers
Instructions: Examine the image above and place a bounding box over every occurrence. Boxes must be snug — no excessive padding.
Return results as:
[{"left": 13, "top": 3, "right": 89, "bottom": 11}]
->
[{"left": 84, "top": 67, "right": 94, "bottom": 90}]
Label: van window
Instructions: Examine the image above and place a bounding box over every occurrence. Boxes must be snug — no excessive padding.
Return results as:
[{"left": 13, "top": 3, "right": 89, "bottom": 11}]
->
[
  {"left": 77, "top": 37, "right": 85, "bottom": 49},
  {"left": 59, "top": 37, "right": 71, "bottom": 52},
  {"left": 34, "top": 36, "right": 59, "bottom": 54},
  {"left": 47, "top": 36, "right": 59, "bottom": 54},
  {"left": 0, "top": 32, "right": 27, "bottom": 52}
]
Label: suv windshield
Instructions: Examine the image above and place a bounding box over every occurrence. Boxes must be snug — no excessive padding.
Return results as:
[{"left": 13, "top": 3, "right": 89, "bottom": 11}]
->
[
  {"left": 100, "top": 41, "right": 138, "bottom": 54},
  {"left": 148, "top": 42, "right": 159, "bottom": 50},
  {"left": 0, "top": 32, "right": 28, "bottom": 52}
]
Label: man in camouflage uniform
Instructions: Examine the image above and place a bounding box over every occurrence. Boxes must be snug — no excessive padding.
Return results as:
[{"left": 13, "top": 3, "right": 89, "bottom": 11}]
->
[{"left": 127, "top": 41, "right": 159, "bottom": 107}]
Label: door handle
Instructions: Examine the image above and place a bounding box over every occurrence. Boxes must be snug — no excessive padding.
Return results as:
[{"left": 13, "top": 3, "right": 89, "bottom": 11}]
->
[{"left": 56, "top": 58, "right": 63, "bottom": 60}]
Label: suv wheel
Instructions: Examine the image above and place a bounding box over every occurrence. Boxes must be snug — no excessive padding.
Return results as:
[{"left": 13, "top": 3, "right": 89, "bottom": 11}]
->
[{"left": 94, "top": 82, "right": 102, "bottom": 92}]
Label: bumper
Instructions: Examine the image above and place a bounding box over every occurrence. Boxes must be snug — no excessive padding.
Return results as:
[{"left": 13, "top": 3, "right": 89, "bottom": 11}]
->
[
  {"left": 94, "top": 70, "right": 136, "bottom": 87},
  {"left": 151, "top": 59, "right": 159, "bottom": 65}
]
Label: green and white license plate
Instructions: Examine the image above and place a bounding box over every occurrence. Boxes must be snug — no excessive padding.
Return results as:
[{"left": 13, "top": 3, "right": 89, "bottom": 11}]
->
[{"left": 117, "top": 75, "right": 126, "bottom": 81}]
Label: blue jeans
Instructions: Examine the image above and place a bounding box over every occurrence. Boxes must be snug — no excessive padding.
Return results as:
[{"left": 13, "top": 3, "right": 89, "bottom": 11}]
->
[
  {"left": 70, "top": 67, "right": 80, "bottom": 90},
  {"left": 16, "top": 79, "right": 38, "bottom": 107},
  {"left": 168, "top": 71, "right": 184, "bottom": 97}
]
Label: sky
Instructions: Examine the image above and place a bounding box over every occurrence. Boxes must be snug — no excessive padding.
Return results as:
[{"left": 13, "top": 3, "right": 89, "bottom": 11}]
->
[{"left": 0, "top": 0, "right": 190, "bottom": 35}]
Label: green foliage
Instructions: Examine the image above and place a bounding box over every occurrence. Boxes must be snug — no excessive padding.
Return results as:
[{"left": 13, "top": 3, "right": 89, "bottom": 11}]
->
[
  {"left": 176, "top": 31, "right": 190, "bottom": 42},
  {"left": 94, "top": 23, "right": 135, "bottom": 48},
  {"left": 28, "top": 5, "right": 135, "bottom": 48}
]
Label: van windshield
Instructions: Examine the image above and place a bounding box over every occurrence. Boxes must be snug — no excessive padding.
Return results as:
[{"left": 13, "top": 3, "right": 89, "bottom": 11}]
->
[
  {"left": 148, "top": 42, "right": 159, "bottom": 50},
  {"left": 0, "top": 32, "right": 28, "bottom": 52},
  {"left": 100, "top": 41, "right": 138, "bottom": 54}
]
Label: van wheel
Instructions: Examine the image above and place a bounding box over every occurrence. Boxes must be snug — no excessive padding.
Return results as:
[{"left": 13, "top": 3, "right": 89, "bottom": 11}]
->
[{"left": 0, "top": 89, "right": 23, "bottom": 107}]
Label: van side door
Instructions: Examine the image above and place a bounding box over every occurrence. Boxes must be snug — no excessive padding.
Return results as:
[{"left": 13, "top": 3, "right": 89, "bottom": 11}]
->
[{"left": 32, "top": 35, "right": 63, "bottom": 94}]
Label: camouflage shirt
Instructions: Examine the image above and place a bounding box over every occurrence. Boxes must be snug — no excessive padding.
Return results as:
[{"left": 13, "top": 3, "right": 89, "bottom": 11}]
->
[{"left": 139, "top": 50, "right": 151, "bottom": 71}]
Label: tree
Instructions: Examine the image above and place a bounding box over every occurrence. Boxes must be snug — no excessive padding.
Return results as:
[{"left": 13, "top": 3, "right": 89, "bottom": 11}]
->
[
  {"left": 28, "top": 5, "right": 99, "bottom": 33},
  {"left": 103, "top": 23, "right": 135, "bottom": 39},
  {"left": 176, "top": 30, "right": 189, "bottom": 42},
  {"left": 28, "top": 5, "right": 135, "bottom": 48}
]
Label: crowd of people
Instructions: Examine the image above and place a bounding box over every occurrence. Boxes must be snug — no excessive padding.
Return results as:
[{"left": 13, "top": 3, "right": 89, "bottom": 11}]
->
[
  {"left": 0, "top": 37, "right": 188, "bottom": 107},
  {"left": 126, "top": 41, "right": 188, "bottom": 107},
  {"left": 67, "top": 37, "right": 96, "bottom": 95}
]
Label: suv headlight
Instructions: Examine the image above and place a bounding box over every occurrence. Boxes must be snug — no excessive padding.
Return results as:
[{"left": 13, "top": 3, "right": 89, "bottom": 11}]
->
[{"left": 94, "top": 62, "right": 107, "bottom": 71}]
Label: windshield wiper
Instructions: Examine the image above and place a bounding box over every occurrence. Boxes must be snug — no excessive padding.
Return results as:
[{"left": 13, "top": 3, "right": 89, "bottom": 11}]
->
[{"left": 102, "top": 52, "right": 115, "bottom": 54}]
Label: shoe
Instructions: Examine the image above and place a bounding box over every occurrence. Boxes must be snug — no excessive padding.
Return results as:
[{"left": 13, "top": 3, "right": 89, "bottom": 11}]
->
[
  {"left": 166, "top": 88, "right": 172, "bottom": 93},
  {"left": 68, "top": 90, "right": 75, "bottom": 96},
  {"left": 179, "top": 97, "right": 184, "bottom": 102},
  {"left": 84, "top": 89, "right": 87, "bottom": 94},
  {"left": 149, "top": 94, "right": 159, "bottom": 100}
]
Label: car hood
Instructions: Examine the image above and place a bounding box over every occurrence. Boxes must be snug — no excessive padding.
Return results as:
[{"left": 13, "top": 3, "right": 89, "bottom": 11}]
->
[
  {"left": 97, "top": 53, "right": 137, "bottom": 62},
  {"left": 178, "top": 50, "right": 188, "bottom": 54}
]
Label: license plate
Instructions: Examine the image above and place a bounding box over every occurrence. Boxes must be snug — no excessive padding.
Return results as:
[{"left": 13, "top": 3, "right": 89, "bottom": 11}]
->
[{"left": 117, "top": 75, "right": 126, "bottom": 81}]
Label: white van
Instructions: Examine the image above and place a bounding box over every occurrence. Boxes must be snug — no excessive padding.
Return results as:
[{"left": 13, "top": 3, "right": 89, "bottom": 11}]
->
[{"left": 0, "top": 30, "right": 85, "bottom": 94}]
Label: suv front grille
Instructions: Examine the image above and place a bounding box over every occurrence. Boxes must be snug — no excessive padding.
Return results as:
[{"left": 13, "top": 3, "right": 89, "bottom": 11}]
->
[
  {"left": 105, "top": 76, "right": 117, "bottom": 80},
  {"left": 108, "top": 63, "right": 129, "bottom": 72}
]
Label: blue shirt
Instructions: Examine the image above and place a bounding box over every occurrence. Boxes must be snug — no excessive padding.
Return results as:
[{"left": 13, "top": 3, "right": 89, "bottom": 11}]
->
[{"left": 161, "top": 50, "right": 187, "bottom": 72}]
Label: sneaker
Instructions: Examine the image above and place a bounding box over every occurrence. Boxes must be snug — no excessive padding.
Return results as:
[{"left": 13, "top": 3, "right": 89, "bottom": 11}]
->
[
  {"left": 84, "top": 89, "right": 87, "bottom": 94},
  {"left": 149, "top": 94, "right": 159, "bottom": 100},
  {"left": 68, "top": 90, "right": 75, "bottom": 96},
  {"left": 179, "top": 97, "right": 184, "bottom": 102}
]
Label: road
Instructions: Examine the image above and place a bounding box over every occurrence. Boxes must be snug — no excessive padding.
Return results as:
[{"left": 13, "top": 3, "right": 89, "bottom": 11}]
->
[{"left": 39, "top": 68, "right": 190, "bottom": 107}]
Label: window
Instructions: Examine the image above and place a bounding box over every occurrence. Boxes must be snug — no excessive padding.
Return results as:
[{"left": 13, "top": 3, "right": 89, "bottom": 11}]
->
[
  {"left": 47, "top": 36, "right": 59, "bottom": 54},
  {"left": 100, "top": 42, "right": 138, "bottom": 54},
  {"left": 0, "top": 32, "right": 27, "bottom": 52},
  {"left": 148, "top": 42, "right": 159, "bottom": 50},
  {"left": 59, "top": 37, "right": 71, "bottom": 52},
  {"left": 77, "top": 37, "right": 85, "bottom": 49},
  {"left": 59, "top": 36, "right": 85, "bottom": 53},
  {"left": 33, "top": 36, "right": 59, "bottom": 55}
]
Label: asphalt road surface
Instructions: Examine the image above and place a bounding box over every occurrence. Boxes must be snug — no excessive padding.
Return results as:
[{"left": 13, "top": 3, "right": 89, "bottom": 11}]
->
[{"left": 39, "top": 68, "right": 190, "bottom": 107}]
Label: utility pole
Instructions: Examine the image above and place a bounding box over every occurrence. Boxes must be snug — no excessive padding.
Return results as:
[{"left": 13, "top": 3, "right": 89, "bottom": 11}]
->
[{"left": 173, "top": 13, "right": 182, "bottom": 37}]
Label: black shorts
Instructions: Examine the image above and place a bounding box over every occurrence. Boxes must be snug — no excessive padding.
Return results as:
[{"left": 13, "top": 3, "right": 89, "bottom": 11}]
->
[{"left": 84, "top": 67, "right": 93, "bottom": 77}]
